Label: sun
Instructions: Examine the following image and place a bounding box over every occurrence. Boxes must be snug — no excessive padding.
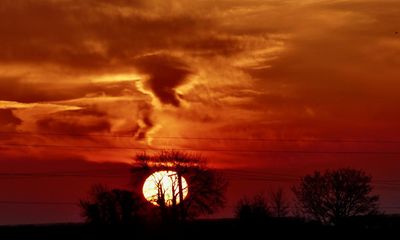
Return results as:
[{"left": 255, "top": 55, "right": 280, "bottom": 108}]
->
[{"left": 142, "top": 170, "right": 189, "bottom": 206}]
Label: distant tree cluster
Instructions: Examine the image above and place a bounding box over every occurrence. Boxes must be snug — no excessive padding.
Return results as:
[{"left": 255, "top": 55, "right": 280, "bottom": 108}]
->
[
  {"left": 234, "top": 168, "right": 380, "bottom": 225},
  {"left": 270, "top": 188, "right": 291, "bottom": 217},
  {"left": 235, "top": 194, "right": 270, "bottom": 222},
  {"left": 80, "top": 185, "right": 145, "bottom": 225},
  {"left": 79, "top": 153, "right": 380, "bottom": 227},
  {"left": 292, "top": 168, "right": 379, "bottom": 225},
  {"left": 235, "top": 188, "right": 290, "bottom": 222}
]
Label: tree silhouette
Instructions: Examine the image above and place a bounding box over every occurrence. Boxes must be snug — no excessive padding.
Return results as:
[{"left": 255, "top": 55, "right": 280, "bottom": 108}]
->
[
  {"left": 270, "top": 188, "right": 290, "bottom": 217},
  {"left": 235, "top": 194, "right": 270, "bottom": 222},
  {"left": 132, "top": 150, "right": 228, "bottom": 221},
  {"left": 292, "top": 168, "right": 379, "bottom": 225},
  {"left": 80, "top": 185, "right": 145, "bottom": 225}
]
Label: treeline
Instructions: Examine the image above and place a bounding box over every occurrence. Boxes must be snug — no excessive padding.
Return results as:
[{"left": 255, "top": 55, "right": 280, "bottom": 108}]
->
[{"left": 79, "top": 151, "right": 388, "bottom": 228}]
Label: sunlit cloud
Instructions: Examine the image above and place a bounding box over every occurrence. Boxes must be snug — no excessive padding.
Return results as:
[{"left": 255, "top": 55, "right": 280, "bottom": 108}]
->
[
  {"left": 0, "top": 0, "right": 398, "bottom": 167},
  {"left": 90, "top": 73, "right": 142, "bottom": 83},
  {"left": 0, "top": 100, "right": 81, "bottom": 111}
]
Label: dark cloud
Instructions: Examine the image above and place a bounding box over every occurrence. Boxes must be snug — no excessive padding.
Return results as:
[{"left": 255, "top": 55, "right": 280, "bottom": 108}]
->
[
  {"left": 35, "top": 102, "right": 155, "bottom": 139},
  {"left": 135, "top": 54, "right": 192, "bottom": 106},
  {"left": 0, "top": 77, "right": 81, "bottom": 103},
  {"left": 0, "top": 0, "right": 246, "bottom": 72},
  {"left": 0, "top": 77, "right": 137, "bottom": 103},
  {"left": 37, "top": 109, "right": 111, "bottom": 134},
  {"left": 179, "top": 35, "right": 244, "bottom": 57},
  {"left": 135, "top": 102, "right": 154, "bottom": 139},
  {"left": 0, "top": 109, "right": 22, "bottom": 131}
]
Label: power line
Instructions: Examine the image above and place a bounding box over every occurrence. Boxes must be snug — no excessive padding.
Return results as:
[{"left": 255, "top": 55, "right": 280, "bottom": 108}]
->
[
  {"left": 229, "top": 179, "right": 400, "bottom": 187},
  {"left": 224, "top": 169, "right": 298, "bottom": 178},
  {"left": 225, "top": 171, "right": 400, "bottom": 185},
  {"left": 1, "top": 143, "right": 400, "bottom": 155},
  {"left": 0, "top": 174, "right": 128, "bottom": 179},
  {"left": 0, "top": 201, "right": 76, "bottom": 205},
  {"left": 0, "top": 168, "right": 396, "bottom": 181},
  {"left": 1, "top": 170, "right": 400, "bottom": 187},
  {"left": 0, "top": 200, "right": 400, "bottom": 211},
  {"left": 224, "top": 205, "right": 400, "bottom": 210},
  {"left": 1, "top": 131, "right": 400, "bottom": 144}
]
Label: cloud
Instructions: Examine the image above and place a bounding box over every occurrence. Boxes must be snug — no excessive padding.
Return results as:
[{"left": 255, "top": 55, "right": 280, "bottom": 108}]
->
[
  {"left": 36, "top": 109, "right": 111, "bottom": 134},
  {"left": 0, "top": 0, "right": 255, "bottom": 76},
  {"left": 135, "top": 54, "right": 192, "bottom": 106},
  {"left": 135, "top": 101, "right": 154, "bottom": 139},
  {"left": 16, "top": 97, "right": 155, "bottom": 138},
  {"left": 0, "top": 109, "right": 21, "bottom": 131},
  {"left": 1, "top": 0, "right": 399, "bottom": 166},
  {"left": 0, "top": 76, "right": 141, "bottom": 103}
]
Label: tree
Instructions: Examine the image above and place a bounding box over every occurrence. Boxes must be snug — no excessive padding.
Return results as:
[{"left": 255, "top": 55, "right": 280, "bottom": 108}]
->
[
  {"left": 270, "top": 188, "right": 290, "bottom": 217},
  {"left": 235, "top": 194, "right": 270, "bottom": 222},
  {"left": 292, "top": 168, "right": 379, "bottom": 225},
  {"left": 132, "top": 150, "right": 228, "bottom": 221},
  {"left": 80, "top": 185, "right": 145, "bottom": 225}
]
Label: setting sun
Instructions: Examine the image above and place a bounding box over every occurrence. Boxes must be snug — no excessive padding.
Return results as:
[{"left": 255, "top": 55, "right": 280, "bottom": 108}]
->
[{"left": 142, "top": 171, "right": 188, "bottom": 206}]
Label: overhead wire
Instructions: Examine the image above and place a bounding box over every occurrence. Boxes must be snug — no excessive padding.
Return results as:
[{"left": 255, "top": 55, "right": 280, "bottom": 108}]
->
[
  {"left": 0, "top": 131, "right": 400, "bottom": 143},
  {"left": 1, "top": 143, "right": 400, "bottom": 155}
]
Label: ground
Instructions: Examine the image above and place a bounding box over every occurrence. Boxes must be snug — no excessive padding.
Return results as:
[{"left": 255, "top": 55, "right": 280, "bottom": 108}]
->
[{"left": 0, "top": 216, "right": 399, "bottom": 239}]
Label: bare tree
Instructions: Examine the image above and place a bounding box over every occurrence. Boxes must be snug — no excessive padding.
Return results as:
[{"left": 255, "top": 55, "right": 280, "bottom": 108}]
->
[
  {"left": 132, "top": 150, "right": 228, "bottom": 221},
  {"left": 270, "top": 188, "right": 290, "bottom": 217},
  {"left": 235, "top": 194, "right": 270, "bottom": 222},
  {"left": 80, "top": 184, "right": 145, "bottom": 225},
  {"left": 292, "top": 168, "right": 379, "bottom": 225}
]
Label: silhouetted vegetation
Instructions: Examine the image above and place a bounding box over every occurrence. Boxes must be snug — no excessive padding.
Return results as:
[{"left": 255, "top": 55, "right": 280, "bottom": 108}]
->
[
  {"left": 292, "top": 168, "right": 379, "bottom": 225},
  {"left": 79, "top": 185, "right": 145, "bottom": 225},
  {"left": 235, "top": 194, "right": 270, "bottom": 222},
  {"left": 132, "top": 150, "right": 228, "bottom": 222},
  {"left": 270, "top": 188, "right": 290, "bottom": 217},
  {"left": 5, "top": 167, "right": 399, "bottom": 238}
]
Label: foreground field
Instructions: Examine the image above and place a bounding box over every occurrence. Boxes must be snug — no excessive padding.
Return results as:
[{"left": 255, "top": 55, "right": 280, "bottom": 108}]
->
[{"left": 1, "top": 216, "right": 399, "bottom": 239}]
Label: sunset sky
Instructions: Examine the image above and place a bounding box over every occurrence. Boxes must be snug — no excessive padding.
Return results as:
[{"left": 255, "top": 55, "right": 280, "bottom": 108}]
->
[{"left": 1, "top": 0, "right": 400, "bottom": 224}]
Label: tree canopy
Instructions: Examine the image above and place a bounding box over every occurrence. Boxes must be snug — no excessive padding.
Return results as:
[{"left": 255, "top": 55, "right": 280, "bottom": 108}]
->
[
  {"left": 131, "top": 150, "right": 228, "bottom": 221},
  {"left": 80, "top": 185, "right": 145, "bottom": 225},
  {"left": 292, "top": 168, "right": 379, "bottom": 225}
]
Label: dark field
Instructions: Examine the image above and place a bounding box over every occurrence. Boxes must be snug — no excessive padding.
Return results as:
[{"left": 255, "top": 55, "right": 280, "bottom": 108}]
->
[{"left": 1, "top": 216, "right": 399, "bottom": 239}]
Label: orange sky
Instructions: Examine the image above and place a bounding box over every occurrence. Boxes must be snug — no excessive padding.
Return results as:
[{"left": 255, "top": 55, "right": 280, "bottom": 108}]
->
[{"left": 0, "top": 0, "right": 400, "bottom": 224}]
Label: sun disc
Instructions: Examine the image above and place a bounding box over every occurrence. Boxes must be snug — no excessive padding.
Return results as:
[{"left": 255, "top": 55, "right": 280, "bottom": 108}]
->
[{"left": 142, "top": 170, "right": 188, "bottom": 206}]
